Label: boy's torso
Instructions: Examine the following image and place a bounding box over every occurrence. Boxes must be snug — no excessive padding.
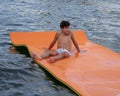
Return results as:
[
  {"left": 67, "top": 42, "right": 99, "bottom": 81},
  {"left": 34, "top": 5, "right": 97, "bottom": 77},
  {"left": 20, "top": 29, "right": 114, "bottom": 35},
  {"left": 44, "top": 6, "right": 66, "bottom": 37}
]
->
[{"left": 57, "top": 32, "right": 72, "bottom": 51}]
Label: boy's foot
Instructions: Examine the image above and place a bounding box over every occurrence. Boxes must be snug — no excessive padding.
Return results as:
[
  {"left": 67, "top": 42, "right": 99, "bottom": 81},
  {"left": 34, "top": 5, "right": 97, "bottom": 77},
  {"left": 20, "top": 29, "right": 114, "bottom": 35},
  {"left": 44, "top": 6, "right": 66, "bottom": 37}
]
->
[
  {"left": 31, "top": 52, "right": 42, "bottom": 60},
  {"left": 47, "top": 57, "right": 56, "bottom": 63},
  {"left": 33, "top": 55, "right": 42, "bottom": 60}
]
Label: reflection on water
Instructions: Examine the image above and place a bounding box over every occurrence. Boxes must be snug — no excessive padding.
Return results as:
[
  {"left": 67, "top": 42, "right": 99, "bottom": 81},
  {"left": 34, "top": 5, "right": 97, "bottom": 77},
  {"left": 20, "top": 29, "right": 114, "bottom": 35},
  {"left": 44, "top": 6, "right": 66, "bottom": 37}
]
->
[{"left": 0, "top": 0, "right": 120, "bottom": 96}]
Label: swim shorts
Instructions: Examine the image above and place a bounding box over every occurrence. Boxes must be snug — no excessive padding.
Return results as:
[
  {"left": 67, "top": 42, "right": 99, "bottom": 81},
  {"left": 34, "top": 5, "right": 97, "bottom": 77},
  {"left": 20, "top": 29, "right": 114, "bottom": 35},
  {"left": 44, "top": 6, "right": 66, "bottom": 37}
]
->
[{"left": 56, "top": 48, "right": 71, "bottom": 56}]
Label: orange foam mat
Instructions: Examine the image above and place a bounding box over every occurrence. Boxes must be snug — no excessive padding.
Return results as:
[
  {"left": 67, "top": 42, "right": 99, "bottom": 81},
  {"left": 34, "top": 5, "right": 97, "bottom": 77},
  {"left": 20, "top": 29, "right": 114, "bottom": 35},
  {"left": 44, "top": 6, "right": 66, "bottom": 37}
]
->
[{"left": 10, "top": 30, "right": 120, "bottom": 96}]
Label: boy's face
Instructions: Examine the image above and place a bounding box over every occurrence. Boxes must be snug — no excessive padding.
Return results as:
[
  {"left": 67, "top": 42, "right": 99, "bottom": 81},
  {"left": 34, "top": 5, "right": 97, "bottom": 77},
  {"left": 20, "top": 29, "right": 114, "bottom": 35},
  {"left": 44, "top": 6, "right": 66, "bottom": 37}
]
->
[{"left": 61, "top": 26, "right": 70, "bottom": 35}]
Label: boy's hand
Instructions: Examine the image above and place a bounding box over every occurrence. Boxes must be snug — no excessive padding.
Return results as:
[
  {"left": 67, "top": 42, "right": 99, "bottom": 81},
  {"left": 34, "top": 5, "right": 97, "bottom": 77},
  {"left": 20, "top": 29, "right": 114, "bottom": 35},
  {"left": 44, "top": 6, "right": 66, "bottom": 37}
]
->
[
  {"left": 44, "top": 48, "right": 49, "bottom": 52},
  {"left": 74, "top": 52, "right": 80, "bottom": 57},
  {"left": 76, "top": 49, "right": 80, "bottom": 53}
]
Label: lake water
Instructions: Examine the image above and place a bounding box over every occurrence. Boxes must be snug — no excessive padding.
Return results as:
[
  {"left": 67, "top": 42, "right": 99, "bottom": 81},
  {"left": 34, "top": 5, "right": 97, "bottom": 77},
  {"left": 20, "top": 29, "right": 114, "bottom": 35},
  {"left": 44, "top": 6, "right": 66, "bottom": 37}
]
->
[{"left": 0, "top": 0, "right": 120, "bottom": 96}]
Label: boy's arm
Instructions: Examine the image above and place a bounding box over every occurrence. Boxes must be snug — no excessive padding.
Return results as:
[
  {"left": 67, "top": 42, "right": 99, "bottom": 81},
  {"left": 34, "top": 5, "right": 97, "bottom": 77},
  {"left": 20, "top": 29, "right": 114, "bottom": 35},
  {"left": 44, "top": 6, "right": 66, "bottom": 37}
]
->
[
  {"left": 48, "top": 32, "right": 58, "bottom": 50},
  {"left": 71, "top": 32, "right": 80, "bottom": 52}
]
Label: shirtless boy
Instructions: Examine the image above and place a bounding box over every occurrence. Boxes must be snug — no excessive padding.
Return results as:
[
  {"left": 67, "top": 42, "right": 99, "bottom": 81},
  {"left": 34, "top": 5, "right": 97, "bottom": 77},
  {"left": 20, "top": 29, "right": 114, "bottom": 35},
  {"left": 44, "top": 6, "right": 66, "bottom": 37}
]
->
[{"left": 33, "top": 21, "right": 80, "bottom": 63}]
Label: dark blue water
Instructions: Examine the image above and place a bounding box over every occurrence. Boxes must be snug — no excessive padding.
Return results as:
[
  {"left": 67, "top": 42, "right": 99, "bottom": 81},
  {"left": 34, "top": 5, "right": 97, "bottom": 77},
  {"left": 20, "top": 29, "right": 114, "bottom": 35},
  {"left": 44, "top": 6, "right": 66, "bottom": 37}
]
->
[{"left": 0, "top": 0, "right": 120, "bottom": 96}]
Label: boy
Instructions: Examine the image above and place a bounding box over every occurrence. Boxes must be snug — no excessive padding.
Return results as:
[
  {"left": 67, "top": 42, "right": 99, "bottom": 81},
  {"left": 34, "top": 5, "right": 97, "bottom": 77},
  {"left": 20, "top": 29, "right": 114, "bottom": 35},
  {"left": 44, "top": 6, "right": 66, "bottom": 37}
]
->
[{"left": 33, "top": 21, "right": 80, "bottom": 63}]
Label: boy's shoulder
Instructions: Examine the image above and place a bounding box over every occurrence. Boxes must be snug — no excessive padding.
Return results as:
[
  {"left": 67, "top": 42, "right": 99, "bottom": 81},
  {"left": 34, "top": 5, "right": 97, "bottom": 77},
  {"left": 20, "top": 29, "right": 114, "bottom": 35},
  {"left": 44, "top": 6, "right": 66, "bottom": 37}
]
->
[
  {"left": 56, "top": 30, "right": 73, "bottom": 36},
  {"left": 56, "top": 31, "right": 61, "bottom": 35}
]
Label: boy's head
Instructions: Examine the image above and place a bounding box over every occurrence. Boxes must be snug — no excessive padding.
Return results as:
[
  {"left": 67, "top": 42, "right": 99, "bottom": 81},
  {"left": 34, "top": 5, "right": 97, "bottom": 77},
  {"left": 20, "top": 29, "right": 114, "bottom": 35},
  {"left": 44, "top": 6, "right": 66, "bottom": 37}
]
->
[
  {"left": 60, "top": 21, "right": 70, "bottom": 35},
  {"left": 60, "top": 21, "right": 70, "bottom": 28}
]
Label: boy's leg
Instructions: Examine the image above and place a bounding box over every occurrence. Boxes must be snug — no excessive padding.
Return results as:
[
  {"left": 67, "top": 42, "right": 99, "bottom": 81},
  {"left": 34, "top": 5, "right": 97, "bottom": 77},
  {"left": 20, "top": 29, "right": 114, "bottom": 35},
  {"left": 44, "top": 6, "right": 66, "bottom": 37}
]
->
[
  {"left": 32, "top": 50, "right": 58, "bottom": 60},
  {"left": 47, "top": 52, "right": 70, "bottom": 63},
  {"left": 41, "top": 50, "right": 58, "bottom": 58}
]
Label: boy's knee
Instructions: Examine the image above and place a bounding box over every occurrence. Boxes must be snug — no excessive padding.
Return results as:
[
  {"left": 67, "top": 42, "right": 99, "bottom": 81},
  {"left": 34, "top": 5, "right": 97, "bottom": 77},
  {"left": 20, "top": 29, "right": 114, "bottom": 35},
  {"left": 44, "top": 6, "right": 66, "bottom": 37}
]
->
[
  {"left": 63, "top": 52, "right": 70, "bottom": 58},
  {"left": 50, "top": 50, "right": 58, "bottom": 56}
]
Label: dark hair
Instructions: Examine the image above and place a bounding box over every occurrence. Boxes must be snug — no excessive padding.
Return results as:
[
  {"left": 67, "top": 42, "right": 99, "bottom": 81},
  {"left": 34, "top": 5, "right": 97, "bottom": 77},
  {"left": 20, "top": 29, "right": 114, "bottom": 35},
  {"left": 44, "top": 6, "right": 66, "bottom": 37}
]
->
[{"left": 60, "top": 21, "right": 70, "bottom": 28}]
